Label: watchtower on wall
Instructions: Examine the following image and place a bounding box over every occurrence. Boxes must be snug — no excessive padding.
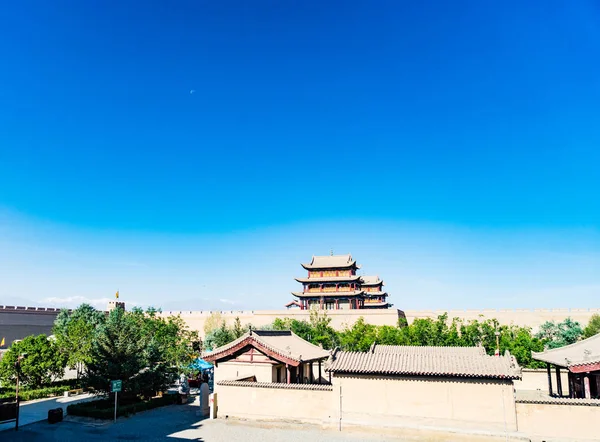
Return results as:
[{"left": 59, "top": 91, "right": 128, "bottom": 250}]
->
[{"left": 288, "top": 254, "right": 391, "bottom": 310}]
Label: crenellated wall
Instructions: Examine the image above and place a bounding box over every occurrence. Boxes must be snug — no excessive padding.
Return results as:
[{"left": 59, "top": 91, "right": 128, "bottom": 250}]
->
[
  {"left": 403, "top": 308, "right": 600, "bottom": 330},
  {"left": 0, "top": 306, "right": 69, "bottom": 346},
  {"left": 2, "top": 305, "right": 599, "bottom": 344},
  {"left": 157, "top": 307, "right": 600, "bottom": 338}
]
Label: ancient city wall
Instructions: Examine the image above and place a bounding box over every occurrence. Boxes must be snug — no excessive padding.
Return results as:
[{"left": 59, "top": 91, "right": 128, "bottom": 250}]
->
[
  {"left": 404, "top": 308, "right": 600, "bottom": 330},
  {"left": 0, "top": 306, "right": 64, "bottom": 346},
  {"left": 2, "top": 305, "right": 599, "bottom": 344},
  {"left": 157, "top": 307, "right": 600, "bottom": 337}
]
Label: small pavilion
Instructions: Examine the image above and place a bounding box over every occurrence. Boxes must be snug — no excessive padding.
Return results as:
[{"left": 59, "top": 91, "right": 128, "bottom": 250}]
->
[
  {"left": 532, "top": 333, "right": 600, "bottom": 399},
  {"left": 203, "top": 330, "right": 331, "bottom": 385}
]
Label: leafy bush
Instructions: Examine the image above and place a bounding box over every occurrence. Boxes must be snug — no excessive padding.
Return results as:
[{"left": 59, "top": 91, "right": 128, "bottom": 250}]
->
[
  {"left": 0, "top": 385, "right": 73, "bottom": 401},
  {"left": 67, "top": 394, "right": 179, "bottom": 419}
]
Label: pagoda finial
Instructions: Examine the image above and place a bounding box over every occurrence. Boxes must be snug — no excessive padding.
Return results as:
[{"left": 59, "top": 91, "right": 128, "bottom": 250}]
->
[{"left": 330, "top": 248, "right": 333, "bottom": 256}]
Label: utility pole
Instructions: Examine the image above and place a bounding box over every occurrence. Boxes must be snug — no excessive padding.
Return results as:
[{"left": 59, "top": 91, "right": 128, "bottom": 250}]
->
[{"left": 495, "top": 331, "right": 500, "bottom": 356}]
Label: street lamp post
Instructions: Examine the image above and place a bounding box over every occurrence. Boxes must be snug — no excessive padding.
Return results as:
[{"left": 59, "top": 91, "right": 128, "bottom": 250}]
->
[{"left": 494, "top": 331, "right": 500, "bottom": 356}]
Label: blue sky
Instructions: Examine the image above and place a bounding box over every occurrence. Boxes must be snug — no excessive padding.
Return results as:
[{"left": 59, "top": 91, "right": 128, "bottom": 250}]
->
[{"left": 0, "top": 1, "right": 599, "bottom": 311}]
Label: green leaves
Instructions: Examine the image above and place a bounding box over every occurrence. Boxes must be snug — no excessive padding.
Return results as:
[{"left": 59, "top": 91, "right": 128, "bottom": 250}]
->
[
  {"left": 0, "top": 335, "right": 66, "bottom": 388},
  {"left": 81, "top": 306, "right": 200, "bottom": 399},
  {"left": 53, "top": 304, "right": 106, "bottom": 377},
  {"left": 535, "top": 317, "right": 583, "bottom": 349},
  {"left": 583, "top": 314, "right": 600, "bottom": 339}
]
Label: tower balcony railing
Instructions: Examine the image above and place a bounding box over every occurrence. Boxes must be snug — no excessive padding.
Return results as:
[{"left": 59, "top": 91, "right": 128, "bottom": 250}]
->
[{"left": 304, "top": 286, "right": 354, "bottom": 293}]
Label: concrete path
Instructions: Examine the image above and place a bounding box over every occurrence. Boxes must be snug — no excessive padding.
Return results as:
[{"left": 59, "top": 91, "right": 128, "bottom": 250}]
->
[
  {"left": 0, "top": 404, "right": 403, "bottom": 441},
  {"left": 0, "top": 393, "right": 96, "bottom": 432}
]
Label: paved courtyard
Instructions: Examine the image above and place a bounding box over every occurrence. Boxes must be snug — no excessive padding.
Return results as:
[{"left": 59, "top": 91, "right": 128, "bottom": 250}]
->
[
  {"left": 1, "top": 403, "right": 400, "bottom": 442},
  {"left": 0, "top": 393, "right": 95, "bottom": 432}
]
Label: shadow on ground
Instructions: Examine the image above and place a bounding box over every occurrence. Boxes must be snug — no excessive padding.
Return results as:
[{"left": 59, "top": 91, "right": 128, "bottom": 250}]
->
[{"left": 0, "top": 404, "right": 206, "bottom": 442}]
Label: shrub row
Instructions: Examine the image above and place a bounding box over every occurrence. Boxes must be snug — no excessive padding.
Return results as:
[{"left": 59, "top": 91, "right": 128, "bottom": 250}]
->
[
  {"left": 0, "top": 385, "right": 73, "bottom": 401},
  {"left": 67, "top": 394, "right": 179, "bottom": 419}
]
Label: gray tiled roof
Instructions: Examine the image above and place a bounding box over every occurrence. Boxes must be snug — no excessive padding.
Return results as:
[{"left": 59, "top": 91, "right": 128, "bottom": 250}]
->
[
  {"left": 327, "top": 346, "right": 521, "bottom": 380},
  {"left": 301, "top": 254, "right": 359, "bottom": 270},
  {"left": 532, "top": 333, "right": 600, "bottom": 368},
  {"left": 373, "top": 345, "right": 487, "bottom": 356}
]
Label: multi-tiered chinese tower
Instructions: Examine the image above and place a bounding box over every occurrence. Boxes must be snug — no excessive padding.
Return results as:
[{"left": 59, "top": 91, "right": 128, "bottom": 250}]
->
[{"left": 287, "top": 254, "right": 391, "bottom": 310}]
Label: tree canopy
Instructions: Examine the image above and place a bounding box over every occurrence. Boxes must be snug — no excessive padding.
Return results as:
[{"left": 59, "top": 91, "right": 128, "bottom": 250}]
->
[
  {"left": 535, "top": 318, "right": 583, "bottom": 349},
  {"left": 83, "top": 307, "right": 200, "bottom": 399},
  {"left": 583, "top": 314, "right": 600, "bottom": 339},
  {"left": 0, "top": 335, "right": 67, "bottom": 388},
  {"left": 53, "top": 303, "right": 106, "bottom": 377}
]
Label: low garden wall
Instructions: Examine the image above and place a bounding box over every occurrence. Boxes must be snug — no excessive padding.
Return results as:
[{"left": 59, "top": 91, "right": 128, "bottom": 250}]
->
[
  {"left": 215, "top": 381, "right": 334, "bottom": 424},
  {"left": 516, "top": 397, "right": 600, "bottom": 441}
]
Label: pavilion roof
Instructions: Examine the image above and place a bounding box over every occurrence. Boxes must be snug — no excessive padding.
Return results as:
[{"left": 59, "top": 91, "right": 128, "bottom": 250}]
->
[
  {"left": 362, "top": 302, "right": 390, "bottom": 308},
  {"left": 360, "top": 275, "right": 383, "bottom": 286},
  {"left": 295, "top": 275, "right": 361, "bottom": 284},
  {"left": 203, "top": 330, "right": 330, "bottom": 366},
  {"left": 301, "top": 254, "right": 360, "bottom": 270},
  {"left": 327, "top": 345, "right": 521, "bottom": 380},
  {"left": 362, "top": 291, "right": 388, "bottom": 296},
  {"left": 292, "top": 290, "right": 364, "bottom": 298},
  {"left": 532, "top": 333, "right": 600, "bottom": 371}
]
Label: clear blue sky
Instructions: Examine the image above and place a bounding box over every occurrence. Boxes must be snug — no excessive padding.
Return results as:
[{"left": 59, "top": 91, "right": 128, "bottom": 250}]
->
[{"left": 0, "top": 1, "right": 599, "bottom": 311}]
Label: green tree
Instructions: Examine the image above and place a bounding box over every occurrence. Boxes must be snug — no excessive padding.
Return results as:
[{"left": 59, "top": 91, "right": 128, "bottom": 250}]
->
[
  {"left": 307, "top": 310, "right": 339, "bottom": 349},
  {"left": 338, "top": 318, "right": 377, "bottom": 351},
  {"left": 204, "top": 322, "right": 235, "bottom": 351},
  {"left": 53, "top": 304, "right": 105, "bottom": 379},
  {"left": 502, "top": 326, "right": 546, "bottom": 368},
  {"left": 129, "top": 307, "right": 201, "bottom": 371},
  {"left": 85, "top": 308, "right": 148, "bottom": 398},
  {"left": 583, "top": 314, "right": 600, "bottom": 339},
  {"left": 536, "top": 318, "right": 583, "bottom": 349},
  {"left": 0, "top": 335, "right": 66, "bottom": 388},
  {"left": 84, "top": 306, "right": 199, "bottom": 399}
]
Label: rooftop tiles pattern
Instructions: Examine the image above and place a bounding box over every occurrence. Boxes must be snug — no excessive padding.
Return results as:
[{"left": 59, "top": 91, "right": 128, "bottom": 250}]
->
[{"left": 328, "top": 346, "right": 521, "bottom": 380}]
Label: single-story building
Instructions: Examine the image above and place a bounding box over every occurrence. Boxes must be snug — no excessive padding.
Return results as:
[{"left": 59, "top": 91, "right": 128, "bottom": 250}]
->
[
  {"left": 326, "top": 344, "right": 522, "bottom": 433},
  {"left": 203, "top": 329, "right": 330, "bottom": 385}
]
